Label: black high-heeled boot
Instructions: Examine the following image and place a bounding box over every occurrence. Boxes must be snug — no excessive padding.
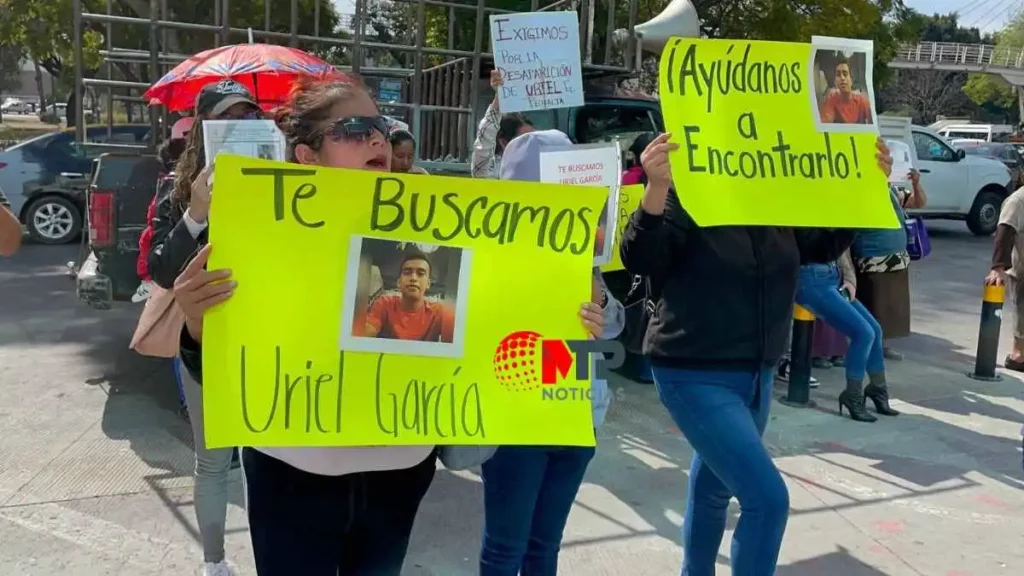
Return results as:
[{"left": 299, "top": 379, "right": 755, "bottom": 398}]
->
[
  {"left": 838, "top": 387, "right": 877, "bottom": 422},
  {"left": 864, "top": 373, "right": 900, "bottom": 416}
]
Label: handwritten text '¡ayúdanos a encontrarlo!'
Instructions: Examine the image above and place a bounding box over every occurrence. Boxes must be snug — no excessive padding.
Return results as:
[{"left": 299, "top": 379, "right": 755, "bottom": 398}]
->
[
  {"left": 237, "top": 167, "right": 597, "bottom": 256},
  {"left": 664, "top": 41, "right": 804, "bottom": 114},
  {"left": 235, "top": 346, "right": 486, "bottom": 439}
]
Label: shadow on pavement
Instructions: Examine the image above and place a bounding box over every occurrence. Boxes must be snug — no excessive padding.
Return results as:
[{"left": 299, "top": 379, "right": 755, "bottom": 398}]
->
[{"left": 776, "top": 545, "right": 891, "bottom": 575}]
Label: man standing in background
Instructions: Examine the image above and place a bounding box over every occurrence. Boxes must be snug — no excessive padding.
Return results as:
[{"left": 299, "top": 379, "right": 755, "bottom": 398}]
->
[{"left": 985, "top": 186, "right": 1024, "bottom": 371}]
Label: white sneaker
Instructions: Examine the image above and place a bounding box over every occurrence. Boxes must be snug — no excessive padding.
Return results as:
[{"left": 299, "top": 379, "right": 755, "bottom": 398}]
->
[
  {"left": 202, "top": 561, "right": 235, "bottom": 576},
  {"left": 131, "top": 280, "right": 154, "bottom": 303}
]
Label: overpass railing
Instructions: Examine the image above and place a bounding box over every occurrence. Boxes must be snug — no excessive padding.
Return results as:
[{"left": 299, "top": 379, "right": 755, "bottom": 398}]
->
[{"left": 894, "top": 42, "right": 1024, "bottom": 70}]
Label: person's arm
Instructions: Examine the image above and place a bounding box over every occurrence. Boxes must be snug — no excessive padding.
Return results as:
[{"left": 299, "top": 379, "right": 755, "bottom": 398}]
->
[
  {"left": 593, "top": 271, "right": 625, "bottom": 340},
  {"left": 904, "top": 169, "right": 928, "bottom": 209},
  {"left": 992, "top": 224, "right": 1015, "bottom": 272},
  {"left": 147, "top": 179, "right": 205, "bottom": 289},
  {"left": 793, "top": 229, "right": 857, "bottom": 264},
  {"left": 619, "top": 186, "right": 688, "bottom": 276},
  {"left": 470, "top": 99, "right": 501, "bottom": 178},
  {"left": 838, "top": 249, "right": 856, "bottom": 289},
  {"left": 819, "top": 95, "right": 836, "bottom": 124},
  {"left": 364, "top": 296, "right": 385, "bottom": 337},
  {"left": 0, "top": 189, "right": 22, "bottom": 257}
]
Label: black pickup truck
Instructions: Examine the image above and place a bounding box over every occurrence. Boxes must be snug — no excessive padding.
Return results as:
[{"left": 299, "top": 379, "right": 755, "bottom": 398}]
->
[{"left": 76, "top": 152, "right": 164, "bottom": 309}]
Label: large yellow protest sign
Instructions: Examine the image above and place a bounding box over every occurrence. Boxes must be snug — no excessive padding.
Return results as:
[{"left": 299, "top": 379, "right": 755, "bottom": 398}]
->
[
  {"left": 599, "top": 184, "right": 643, "bottom": 273},
  {"left": 658, "top": 37, "right": 900, "bottom": 229},
  {"left": 201, "top": 155, "right": 606, "bottom": 448}
]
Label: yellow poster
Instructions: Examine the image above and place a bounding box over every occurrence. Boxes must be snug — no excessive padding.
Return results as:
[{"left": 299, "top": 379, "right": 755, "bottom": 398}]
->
[
  {"left": 599, "top": 184, "right": 644, "bottom": 273},
  {"left": 658, "top": 36, "right": 900, "bottom": 229},
  {"left": 201, "top": 155, "right": 606, "bottom": 448}
]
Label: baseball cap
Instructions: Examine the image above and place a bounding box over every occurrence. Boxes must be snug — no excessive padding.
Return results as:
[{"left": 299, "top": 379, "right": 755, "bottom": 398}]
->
[
  {"left": 499, "top": 129, "right": 573, "bottom": 182},
  {"left": 170, "top": 116, "right": 195, "bottom": 140},
  {"left": 195, "top": 79, "right": 259, "bottom": 117}
]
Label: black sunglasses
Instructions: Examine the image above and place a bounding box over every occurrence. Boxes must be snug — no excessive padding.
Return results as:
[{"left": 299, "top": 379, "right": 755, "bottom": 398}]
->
[{"left": 324, "top": 116, "right": 390, "bottom": 142}]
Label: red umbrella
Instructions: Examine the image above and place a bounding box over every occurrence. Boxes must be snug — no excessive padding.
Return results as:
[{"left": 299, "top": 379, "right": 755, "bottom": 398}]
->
[{"left": 144, "top": 44, "right": 347, "bottom": 112}]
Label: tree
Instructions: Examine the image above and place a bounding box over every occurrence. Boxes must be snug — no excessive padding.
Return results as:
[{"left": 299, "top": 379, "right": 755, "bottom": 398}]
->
[
  {"left": 877, "top": 69, "right": 976, "bottom": 123},
  {"left": 0, "top": 44, "right": 24, "bottom": 123},
  {"left": 0, "top": 0, "right": 344, "bottom": 84},
  {"left": 961, "top": 11, "right": 1024, "bottom": 113}
]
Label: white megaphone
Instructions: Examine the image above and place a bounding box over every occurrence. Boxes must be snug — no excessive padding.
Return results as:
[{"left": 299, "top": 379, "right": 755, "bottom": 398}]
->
[{"left": 634, "top": 0, "right": 701, "bottom": 54}]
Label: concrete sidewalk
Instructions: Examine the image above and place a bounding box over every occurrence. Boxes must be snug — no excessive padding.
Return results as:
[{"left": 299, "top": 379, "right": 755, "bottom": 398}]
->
[{"left": 0, "top": 225, "right": 1022, "bottom": 575}]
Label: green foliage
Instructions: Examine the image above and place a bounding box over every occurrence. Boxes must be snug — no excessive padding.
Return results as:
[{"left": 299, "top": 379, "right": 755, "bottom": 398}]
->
[
  {"left": 0, "top": 0, "right": 104, "bottom": 77},
  {"left": 958, "top": 11, "right": 1024, "bottom": 109}
]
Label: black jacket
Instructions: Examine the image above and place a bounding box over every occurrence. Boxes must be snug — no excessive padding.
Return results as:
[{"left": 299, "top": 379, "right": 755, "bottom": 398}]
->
[
  {"left": 619, "top": 188, "right": 854, "bottom": 371},
  {"left": 147, "top": 178, "right": 206, "bottom": 289}
]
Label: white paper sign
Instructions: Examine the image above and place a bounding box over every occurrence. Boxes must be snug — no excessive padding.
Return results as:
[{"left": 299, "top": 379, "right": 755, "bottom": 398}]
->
[
  {"left": 539, "top": 143, "right": 620, "bottom": 265},
  {"left": 885, "top": 139, "right": 914, "bottom": 184},
  {"left": 489, "top": 11, "right": 584, "bottom": 113},
  {"left": 202, "top": 120, "right": 286, "bottom": 167}
]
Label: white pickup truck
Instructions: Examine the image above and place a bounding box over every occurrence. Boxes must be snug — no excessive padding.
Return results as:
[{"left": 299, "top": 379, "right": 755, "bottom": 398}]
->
[{"left": 882, "top": 117, "right": 1012, "bottom": 236}]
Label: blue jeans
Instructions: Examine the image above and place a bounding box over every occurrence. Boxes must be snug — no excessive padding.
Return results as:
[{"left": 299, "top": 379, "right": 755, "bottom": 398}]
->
[
  {"left": 480, "top": 445, "right": 596, "bottom": 576},
  {"left": 653, "top": 367, "right": 789, "bottom": 576},
  {"left": 796, "top": 263, "right": 885, "bottom": 382},
  {"left": 172, "top": 356, "right": 186, "bottom": 408}
]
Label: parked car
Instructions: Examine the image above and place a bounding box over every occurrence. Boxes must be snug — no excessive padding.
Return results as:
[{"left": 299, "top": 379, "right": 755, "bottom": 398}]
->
[
  {"left": 1, "top": 100, "right": 34, "bottom": 115},
  {"left": 76, "top": 152, "right": 164, "bottom": 309},
  {"left": 956, "top": 141, "right": 1024, "bottom": 190},
  {"left": 908, "top": 126, "right": 1013, "bottom": 236},
  {"left": 0, "top": 125, "right": 152, "bottom": 244}
]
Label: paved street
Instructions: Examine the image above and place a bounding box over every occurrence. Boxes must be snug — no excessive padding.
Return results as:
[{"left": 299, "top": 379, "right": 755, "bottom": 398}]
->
[{"left": 0, "top": 221, "right": 1021, "bottom": 575}]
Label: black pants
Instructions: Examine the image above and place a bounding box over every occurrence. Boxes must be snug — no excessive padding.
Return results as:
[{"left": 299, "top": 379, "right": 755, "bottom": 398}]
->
[{"left": 243, "top": 448, "right": 437, "bottom": 575}]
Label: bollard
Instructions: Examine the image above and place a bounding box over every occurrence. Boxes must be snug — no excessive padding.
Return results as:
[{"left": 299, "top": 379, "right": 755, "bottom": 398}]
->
[
  {"left": 779, "top": 304, "right": 817, "bottom": 408},
  {"left": 968, "top": 284, "right": 1005, "bottom": 382}
]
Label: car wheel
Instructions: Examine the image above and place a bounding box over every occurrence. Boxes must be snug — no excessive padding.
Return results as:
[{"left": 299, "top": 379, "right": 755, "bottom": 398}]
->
[{"left": 24, "top": 195, "right": 82, "bottom": 245}]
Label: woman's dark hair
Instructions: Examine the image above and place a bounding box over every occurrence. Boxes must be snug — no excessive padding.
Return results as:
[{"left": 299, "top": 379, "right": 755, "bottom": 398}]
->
[
  {"left": 389, "top": 129, "right": 415, "bottom": 149},
  {"left": 157, "top": 138, "right": 187, "bottom": 171},
  {"left": 171, "top": 119, "right": 206, "bottom": 208},
  {"left": 272, "top": 76, "right": 371, "bottom": 162},
  {"left": 496, "top": 113, "right": 532, "bottom": 154}
]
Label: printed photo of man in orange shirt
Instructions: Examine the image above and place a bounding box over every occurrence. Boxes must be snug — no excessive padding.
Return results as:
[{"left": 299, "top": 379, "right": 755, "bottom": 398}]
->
[
  {"left": 364, "top": 252, "right": 456, "bottom": 343},
  {"left": 818, "top": 55, "right": 873, "bottom": 125}
]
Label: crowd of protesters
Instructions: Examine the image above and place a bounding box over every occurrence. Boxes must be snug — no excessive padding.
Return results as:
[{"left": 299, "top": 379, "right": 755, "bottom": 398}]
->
[{"left": 123, "top": 61, "right": 928, "bottom": 575}]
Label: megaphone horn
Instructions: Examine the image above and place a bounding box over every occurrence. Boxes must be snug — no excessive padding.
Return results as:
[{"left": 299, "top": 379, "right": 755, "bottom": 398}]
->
[{"left": 634, "top": 0, "right": 701, "bottom": 55}]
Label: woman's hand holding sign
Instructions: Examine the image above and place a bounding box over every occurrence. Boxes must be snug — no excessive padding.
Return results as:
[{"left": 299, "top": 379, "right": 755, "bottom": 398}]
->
[
  {"left": 189, "top": 165, "right": 215, "bottom": 223},
  {"left": 640, "top": 133, "right": 679, "bottom": 216},
  {"left": 174, "top": 244, "right": 235, "bottom": 343}
]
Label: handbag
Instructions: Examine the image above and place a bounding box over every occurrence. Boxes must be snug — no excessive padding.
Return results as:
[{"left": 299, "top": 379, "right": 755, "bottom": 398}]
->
[
  {"left": 129, "top": 284, "right": 186, "bottom": 358},
  {"left": 620, "top": 274, "right": 656, "bottom": 354},
  {"left": 438, "top": 445, "right": 497, "bottom": 471},
  {"left": 904, "top": 215, "right": 931, "bottom": 260}
]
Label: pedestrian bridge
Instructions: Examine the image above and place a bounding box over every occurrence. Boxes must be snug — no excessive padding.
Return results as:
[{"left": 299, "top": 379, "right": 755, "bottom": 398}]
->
[{"left": 890, "top": 41, "right": 1024, "bottom": 85}]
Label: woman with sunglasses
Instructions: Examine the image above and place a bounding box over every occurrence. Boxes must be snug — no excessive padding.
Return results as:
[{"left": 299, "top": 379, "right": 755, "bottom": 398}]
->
[
  {"left": 147, "top": 78, "right": 262, "bottom": 576},
  {"left": 172, "top": 77, "right": 609, "bottom": 575}
]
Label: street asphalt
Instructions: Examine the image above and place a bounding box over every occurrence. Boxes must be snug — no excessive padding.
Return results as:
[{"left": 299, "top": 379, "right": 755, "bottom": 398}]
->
[{"left": 0, "top": 220, "right": 1021, "bottom": 575}]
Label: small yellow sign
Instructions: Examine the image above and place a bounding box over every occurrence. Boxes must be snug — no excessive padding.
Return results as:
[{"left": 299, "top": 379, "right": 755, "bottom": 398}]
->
[
  {"left": 658, "top": 37, "right": 899, "bottom": 229},
  {"left": 202, "top": 155, "right": 606, "bottom": 448}
]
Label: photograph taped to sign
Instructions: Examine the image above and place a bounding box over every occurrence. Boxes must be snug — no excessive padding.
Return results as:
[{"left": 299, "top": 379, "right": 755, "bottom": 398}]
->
[
  {"left": 202, "top": 120, "right": 286, "bottom": 166},
  {"left": 539, "top": 142, "right": 621, "bottom": 266},
  {"left": 808, "top": 36, "right": 877, "bottom": 134},
  {"left": 339, "top": 236, "right": 472, "bottom": 359},
  {"left": 489, "top": 11, "right": 584, "bottom": 113}
]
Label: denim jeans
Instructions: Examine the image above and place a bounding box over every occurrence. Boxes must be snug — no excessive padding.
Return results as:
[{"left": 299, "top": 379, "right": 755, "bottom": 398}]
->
[
  {"left": 480, "top": 445, "right": 597, "bottom": 576},
  {"left": 652, "top": 367, "right": 789, "bottom": 576},
  {"left": 796, "top": 263, "right": 885, "bottom": 382}
]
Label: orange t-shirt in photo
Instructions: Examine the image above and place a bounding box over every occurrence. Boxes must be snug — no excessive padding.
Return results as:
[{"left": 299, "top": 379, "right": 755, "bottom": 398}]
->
[
  {"left": 366, "top": 294, "right": 455, "bottom": 343},
  {"left": 819, "top": 91, "right": 872, "bottom": 125}
]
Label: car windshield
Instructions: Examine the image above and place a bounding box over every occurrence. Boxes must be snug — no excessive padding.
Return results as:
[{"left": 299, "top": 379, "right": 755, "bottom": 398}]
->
[{"left": 4, "top": 132, "right": 57, "bottom": 151}]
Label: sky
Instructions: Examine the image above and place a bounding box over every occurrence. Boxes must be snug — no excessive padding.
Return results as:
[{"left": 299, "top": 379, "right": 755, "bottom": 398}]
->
[{"left": 907, "top": 0, "right": 1021, "bottom": 33}]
